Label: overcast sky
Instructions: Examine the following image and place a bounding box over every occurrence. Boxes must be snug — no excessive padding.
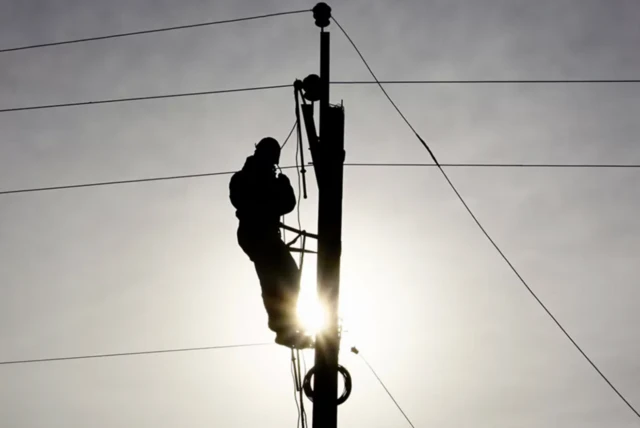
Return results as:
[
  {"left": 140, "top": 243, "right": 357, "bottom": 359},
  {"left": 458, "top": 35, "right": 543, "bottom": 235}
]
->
[{"left": 1, "top": 0, "right": 639, "bottom": 427}]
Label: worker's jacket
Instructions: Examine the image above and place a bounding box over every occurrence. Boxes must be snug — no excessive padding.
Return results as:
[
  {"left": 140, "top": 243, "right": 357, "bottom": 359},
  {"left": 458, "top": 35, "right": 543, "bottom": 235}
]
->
[{"left": 229, "top": 156, "right": 296, "bottom": 255}]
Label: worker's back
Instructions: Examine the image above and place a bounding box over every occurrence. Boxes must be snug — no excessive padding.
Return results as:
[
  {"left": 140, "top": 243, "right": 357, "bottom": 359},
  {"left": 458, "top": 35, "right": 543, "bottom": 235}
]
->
[
  {"left": 230, "top": 155, "right": 296, "bottom": 254},
  {"left": 230, "top": 155, "right": 295, "bottom": 222}
]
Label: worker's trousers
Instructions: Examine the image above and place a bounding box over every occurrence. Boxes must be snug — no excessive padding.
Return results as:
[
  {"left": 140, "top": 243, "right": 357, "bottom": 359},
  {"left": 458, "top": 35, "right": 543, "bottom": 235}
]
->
[{"left": 238, "top": 225, "right": 301, "bottom": 334}]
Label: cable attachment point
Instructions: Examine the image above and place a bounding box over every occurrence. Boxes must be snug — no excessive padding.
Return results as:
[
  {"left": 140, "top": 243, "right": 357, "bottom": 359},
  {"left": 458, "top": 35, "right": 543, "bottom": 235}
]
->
[
  {"left": 298, "top": 74, "right": 322, "bottom": 102},
  {"left": 312, "top": 3, "right": 331, "bottom": 28},
  {"left": 303, "top": 364, "right": 352, "bottom": 405}
]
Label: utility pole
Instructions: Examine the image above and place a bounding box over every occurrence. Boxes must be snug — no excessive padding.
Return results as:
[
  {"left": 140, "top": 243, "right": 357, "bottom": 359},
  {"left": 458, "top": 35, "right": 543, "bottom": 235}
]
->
[{"left": 310, "top": 3, "right": 345, "bottom": 428}]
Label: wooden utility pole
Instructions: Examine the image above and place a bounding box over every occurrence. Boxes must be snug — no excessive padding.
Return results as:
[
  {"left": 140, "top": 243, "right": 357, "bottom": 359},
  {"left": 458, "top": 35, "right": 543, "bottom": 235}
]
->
[{"left": 310, "top": 3, "right": 345, "bottom": 428}]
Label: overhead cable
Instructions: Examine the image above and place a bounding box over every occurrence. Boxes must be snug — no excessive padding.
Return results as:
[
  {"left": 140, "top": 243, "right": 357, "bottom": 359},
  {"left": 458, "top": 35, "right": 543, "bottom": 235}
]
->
[
  {"left": 353, "top": 349, "right": 416, "bottom": 428},
  {"left": 0, "top": 9, "right": 311, "bottom": 54},
  {"left": 2, "top": 163, "right": 638, "bottom": 197},
  {"left": 4, "top": 78, "right": 639, "bottom": 114},
  {"left": 0, "top": 84, "right": 291, "bottom": 114},
  {"left": 343, "top": 162, "right": 640, "bottom": 169},
  {"left": 332, "top": 16, "right": 640, "bottom": 420},
  {"left": 0, "top": 342, "right": 273, "bottom": 366},
  {"left": 6, "top": 76, "right": 640, "bottom": 115},
  {"left": 333, "top": 79, "right": 640, "bottom": 85},
  {"left": 0, "top": 170, "right": 240, "bottom": 196},
  {"left": 280, "top": 121, "right": 298, "bottom": 150}
]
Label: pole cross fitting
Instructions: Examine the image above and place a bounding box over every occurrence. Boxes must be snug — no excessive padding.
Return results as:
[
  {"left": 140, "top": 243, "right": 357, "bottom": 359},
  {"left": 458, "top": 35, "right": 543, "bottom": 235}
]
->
[{"left": 313, "top": 3, "right": 332, "bottom": 28}]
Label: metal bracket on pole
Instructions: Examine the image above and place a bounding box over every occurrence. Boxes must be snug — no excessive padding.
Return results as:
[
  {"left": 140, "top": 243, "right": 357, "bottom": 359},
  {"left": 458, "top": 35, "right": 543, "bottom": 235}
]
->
[
  {"left": 294, "top": 83, "right": 309, "bottom": 199},
  {"left": 295, "top": 79, "right": 322, "bottom": 187},
  {"left": 280, "top": 222, "right": 319, "bottom": 240}
]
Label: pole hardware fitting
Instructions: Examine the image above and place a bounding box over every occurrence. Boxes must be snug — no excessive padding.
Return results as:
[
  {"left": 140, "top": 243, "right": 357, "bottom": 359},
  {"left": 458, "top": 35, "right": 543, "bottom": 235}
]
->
[
  {"left": 303, "top": 364, "right": 352, "bottom": 405},
  {"left": 312, "top": 3, "right": 332, "bottom": 28},
  {"left": 296, "top": 74, "right": 322, "bottom": 102}
]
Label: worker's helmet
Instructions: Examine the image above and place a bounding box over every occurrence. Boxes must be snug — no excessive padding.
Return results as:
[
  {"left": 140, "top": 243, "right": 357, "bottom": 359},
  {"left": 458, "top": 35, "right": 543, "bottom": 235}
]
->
[{"left": 255, "top": 137, "right": 281, "bottom": 165}]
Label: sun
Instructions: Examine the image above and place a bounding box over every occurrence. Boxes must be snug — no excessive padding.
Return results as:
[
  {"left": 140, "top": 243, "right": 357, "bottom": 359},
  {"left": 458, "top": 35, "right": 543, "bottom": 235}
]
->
[
  {"left": 296, "top": 291, "right": 327, "bottom": 336},
  {"left": 296, "top": 258, "right": 328, "bottom": 336},
  {"left": 295, "top": 258, "right": 357, "bottom": 337}
]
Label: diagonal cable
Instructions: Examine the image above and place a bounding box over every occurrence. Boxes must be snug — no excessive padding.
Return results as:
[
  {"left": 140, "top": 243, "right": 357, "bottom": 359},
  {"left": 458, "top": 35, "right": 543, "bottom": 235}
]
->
[
  {"left": 3, "top": 80, "right": 638, "bottom": 114},
  {"left": 2, "top": 163, "right": 639, "bottom": 197},
  {"left": 332, "top": 16, "right": 640, "bottom": 420},
  {"left": 280, "top": 121, "right": 298, "bottom": 150},
  {"left": 0, "top": 170, "right": 239, "bottom": 195},
  {"left": 0, "top": 84, "right": 290, "bottom": 113},
  {"left": 0, "top": 342, "right": 273, "bottom": 366},
  {"left": 0, "top": 166, "right": 300, "bottom": 196},
  {"left": 0, "top": 9, "right": 310, "bottom": 54},
  {"left": 357, "top": 352, "right": 416, "bottom": 428}
]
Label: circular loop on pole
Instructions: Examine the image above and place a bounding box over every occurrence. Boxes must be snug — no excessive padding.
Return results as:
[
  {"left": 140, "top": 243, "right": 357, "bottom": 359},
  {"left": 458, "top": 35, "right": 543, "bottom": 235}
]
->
[
  {"left": 302, "top": 364, "right": 352, "bottom": 405},
  {"left": 312, "top": 2, "right": 332, "bottom": 28}
]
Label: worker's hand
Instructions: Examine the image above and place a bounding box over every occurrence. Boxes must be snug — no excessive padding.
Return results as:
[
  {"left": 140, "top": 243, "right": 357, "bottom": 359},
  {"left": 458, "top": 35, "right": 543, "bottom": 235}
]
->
[{"left": 277, "top": 173, "right": 290, "bottom": 182}]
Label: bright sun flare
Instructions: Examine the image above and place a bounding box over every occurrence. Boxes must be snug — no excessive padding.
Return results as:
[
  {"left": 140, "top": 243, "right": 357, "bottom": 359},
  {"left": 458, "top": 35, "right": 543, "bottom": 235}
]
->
[
  {"left": 295, "top": 258, "right": 354, "bottom": 337},
  {"left": 296, "top": 292, "right": 327, "bottom": 335}
]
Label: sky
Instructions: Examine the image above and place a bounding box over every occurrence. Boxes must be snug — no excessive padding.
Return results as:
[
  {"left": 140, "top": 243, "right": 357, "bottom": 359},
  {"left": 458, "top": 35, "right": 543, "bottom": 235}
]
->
[{"left": 1, "top": 0, "right": 639, "bottom": 427}]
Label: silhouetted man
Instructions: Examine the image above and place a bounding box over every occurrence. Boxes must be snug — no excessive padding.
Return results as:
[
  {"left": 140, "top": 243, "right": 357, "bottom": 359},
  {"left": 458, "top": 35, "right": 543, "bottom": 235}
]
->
[{"left": 229, "top": 137, "right": 309, "bottom": 348}]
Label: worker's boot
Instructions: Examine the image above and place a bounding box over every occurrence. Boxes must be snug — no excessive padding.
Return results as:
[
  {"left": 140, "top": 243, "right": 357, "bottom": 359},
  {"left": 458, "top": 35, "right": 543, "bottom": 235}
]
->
[{"left": 275, "top": 329, "right": 314, "bottom": 349}]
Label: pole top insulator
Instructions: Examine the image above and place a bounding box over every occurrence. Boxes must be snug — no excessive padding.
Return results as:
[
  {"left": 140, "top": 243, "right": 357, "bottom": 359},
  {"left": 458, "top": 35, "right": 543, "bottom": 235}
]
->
[{"left": 312, "top": 3, "right": 331, "bottom": 28}]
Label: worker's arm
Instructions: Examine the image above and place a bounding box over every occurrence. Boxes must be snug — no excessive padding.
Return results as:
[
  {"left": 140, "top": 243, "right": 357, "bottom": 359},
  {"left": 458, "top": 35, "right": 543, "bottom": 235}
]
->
[
  {"left": 229, "top": 171, "right": 250, "bottom": 211},
  {"left": 277, "top": 174, "right": 296, "bottom": 215}
]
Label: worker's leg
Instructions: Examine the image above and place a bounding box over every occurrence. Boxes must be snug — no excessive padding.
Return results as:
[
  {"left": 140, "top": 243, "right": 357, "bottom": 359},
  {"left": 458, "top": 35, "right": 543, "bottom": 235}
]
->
[
  {"left": 237, "top": 227, "right": 301, "bottom": 337},
  {"left": 238, "top": 227, "right": 283, "bottom": 332},
  {"left": 252, "top": 254, "right": 286, "bottom": 333},
  {"left": 252, "top": 240, "right": 300, "bottom": 334},
  {"left": 254, "top": 239, "right": 300, "bottom": 332},
  {"left": 273, "top": 239, "right": 301, "bottom": 331}
]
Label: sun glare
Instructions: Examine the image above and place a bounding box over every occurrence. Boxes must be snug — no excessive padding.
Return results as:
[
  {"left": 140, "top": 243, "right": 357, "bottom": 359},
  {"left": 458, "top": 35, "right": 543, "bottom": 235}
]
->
[
  {"left": 297, "top": 292, "right": 327, "bottom": 335},
  {"left": 295, "top": 258, "right": 356, "bottom": 337}
]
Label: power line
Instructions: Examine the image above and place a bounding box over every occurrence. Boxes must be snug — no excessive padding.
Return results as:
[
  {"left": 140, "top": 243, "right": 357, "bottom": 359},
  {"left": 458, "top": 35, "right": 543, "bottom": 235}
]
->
[
  {"left": 0, "top": 170, "right": 239, "bottom": 195},
  {"left": 343, "top": 162, "right": 640, "bottom": 169},
  {"left": 5, "top": 78, "right": 639, "bottom": 114},
  {"left": 280, "top": 121, "right": 298, "bottom": 150},
  {"left": 2, "top": 162, "right": 638, "bottom": 197},
  {"left": 0, "top": 342, "right": 272, "bottom": 366},
  {"left": 0, "top": 84, "right": 291, "bottom": 114},
  {"left": 0, "top": 165, "right": 298, "bottom": 196},
  {"left": 333, "top": 79, "right": 640, "bottom": 85},
  {"left": 332, "top": 16, "right": 640, "bottom": 420},
  {"left": 0, "top": 9, "right": 310, "bottom": 54},
  {"left": 357, "top": 352, "right": 416, "bottom": 428}
]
